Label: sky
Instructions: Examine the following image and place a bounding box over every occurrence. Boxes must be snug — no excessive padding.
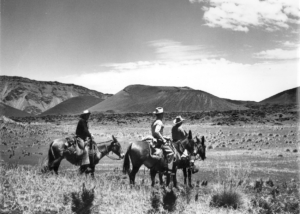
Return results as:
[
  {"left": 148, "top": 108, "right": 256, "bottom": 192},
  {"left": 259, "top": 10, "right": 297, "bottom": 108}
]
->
[{"left": 1, "top": 0, "right": 299, "bottom": 101}]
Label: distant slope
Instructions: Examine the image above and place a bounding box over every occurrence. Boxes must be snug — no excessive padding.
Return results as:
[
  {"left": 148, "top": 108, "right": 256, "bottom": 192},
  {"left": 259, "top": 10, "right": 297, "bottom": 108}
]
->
[
  {"left": 39, "top": 96, "right": 104, "bottom": 116},
  {"left": 0, "top": 76, "right": 111, "bottom": 115},
  {"left": 0, "top": 102, "right": 32, "bottom": 117},
  {"left": 260, "top": 87, "right": 300, "bottom": 104},
  {"left": 223, "top": 98, "right": 258, "bottom": 106},
  {"left": 90, "top": 85, "right": 247, "bottom": 113}
]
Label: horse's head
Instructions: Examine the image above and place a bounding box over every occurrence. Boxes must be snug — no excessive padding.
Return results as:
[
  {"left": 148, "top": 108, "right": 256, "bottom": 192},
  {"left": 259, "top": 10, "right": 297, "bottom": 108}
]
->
[
  {"left": 110, "top": 135, "right": 125, "bottom": 159},
  {"left": 194, "top": 135, "right": 206, "bottom": 161},
  {"left": 182, "top": 130, "right": 198, "bottom": 156}
]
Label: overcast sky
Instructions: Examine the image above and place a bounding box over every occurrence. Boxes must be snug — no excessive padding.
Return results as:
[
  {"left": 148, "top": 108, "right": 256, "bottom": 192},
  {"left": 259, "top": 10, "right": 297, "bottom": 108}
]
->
[{"left": 1, "top": 0, "right": 299, "bottom": 101}]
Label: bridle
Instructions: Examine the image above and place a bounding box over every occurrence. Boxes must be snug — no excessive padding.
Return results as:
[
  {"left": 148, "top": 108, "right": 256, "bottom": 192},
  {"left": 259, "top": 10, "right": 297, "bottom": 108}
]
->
[
  {"left": 99, "top": 141, "right": 123, "bottom": 160},
  {"left": 194, "top": 139, "right": 205, "bottom": 161}
]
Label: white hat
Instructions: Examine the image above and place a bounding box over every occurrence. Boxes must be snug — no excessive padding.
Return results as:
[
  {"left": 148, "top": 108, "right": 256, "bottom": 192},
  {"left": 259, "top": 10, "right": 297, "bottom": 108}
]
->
[
  {"left": 153, "top": 107, "right": 164, "bottom": 114},
  {"left": 173, "top": 116, "right": 185, "bottom": 124},
  {"left": 82, "top": 109, "right": 91, "bottom": 115}
]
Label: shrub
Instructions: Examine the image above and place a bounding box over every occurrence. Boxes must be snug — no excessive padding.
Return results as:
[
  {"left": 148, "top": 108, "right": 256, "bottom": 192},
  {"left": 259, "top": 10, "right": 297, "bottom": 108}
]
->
[
  {"left": 209, "top": 184, "right": 245, "bottom": 209},
  {"left": 71, "top": 183, "right": 95, "bottom": 214},
  {"left": 149, "top": 188, "right": 161, "bottom": 212},
  {"left": 162, "top": 188, "right": 177, "bottom": 212}
]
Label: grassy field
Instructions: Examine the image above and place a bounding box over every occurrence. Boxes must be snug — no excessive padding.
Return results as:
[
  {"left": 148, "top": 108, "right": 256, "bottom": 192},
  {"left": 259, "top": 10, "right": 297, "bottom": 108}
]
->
[{"left": 0, "top": 118, "right": 299, "bottom": 213}]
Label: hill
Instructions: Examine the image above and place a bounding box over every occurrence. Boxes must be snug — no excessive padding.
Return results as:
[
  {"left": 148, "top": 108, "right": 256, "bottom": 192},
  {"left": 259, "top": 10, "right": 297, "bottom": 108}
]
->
[
  {"left": 89, "top": 85, "right": 248, "bottom": 113},
  {"left": 260, "top": 87, "right": 300, "bottom": 104},
  {"left": 39, "top": 96, "right": 104, "bottom": 116},
  {"left": 0, "top": 76, "right": 111, "bottom": 115},
  {"left": 0, "top": 102, "right": 32, "bottom": 117},
  {"left": 223, "top": 98, "right": 257, "bottom": 106}
]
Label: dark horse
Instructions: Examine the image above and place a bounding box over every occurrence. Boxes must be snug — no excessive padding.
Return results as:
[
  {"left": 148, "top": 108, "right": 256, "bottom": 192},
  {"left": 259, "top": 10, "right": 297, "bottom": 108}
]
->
[
  {"left": 158, "top": 135, "right": 206, "bottom": 187},
  {"left": 46, "top": 135, "right": 124, "bottom": 177},
  {"left": 122, "top": 130, "right": 201, "bottom": 187}
]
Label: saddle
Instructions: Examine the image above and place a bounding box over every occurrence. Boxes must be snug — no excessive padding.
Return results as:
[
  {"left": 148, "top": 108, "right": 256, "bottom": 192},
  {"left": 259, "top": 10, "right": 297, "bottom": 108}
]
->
[
  {"left": 62, "top": 136, "right": 84, "bottom": 165},
  {"left": 142, "top": 136, "right": 162, "bottom": 157},
  {"left": 64, "top": 136, "right": 101, "bottom": 165},
  {"left": 142, "top": 136, "right": 179, "bottom": 163}
]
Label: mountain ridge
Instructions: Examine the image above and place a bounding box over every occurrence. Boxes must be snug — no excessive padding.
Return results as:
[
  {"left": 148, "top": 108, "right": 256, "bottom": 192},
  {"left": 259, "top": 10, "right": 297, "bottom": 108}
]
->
[
  {"left": 0, "top": 75, "right": 111, "bottom": 115},
  {"left": 0, "top": 102, "right": 32, "bottom": 117},
  {"left": 259, "top": 87, "right": 299, "bottom": 104},
  {"left": 39, "top": 96, "right": 104, "bottom": 116},
  {"left": 89, "top": 84, "right": 248, "bottom": 113}
]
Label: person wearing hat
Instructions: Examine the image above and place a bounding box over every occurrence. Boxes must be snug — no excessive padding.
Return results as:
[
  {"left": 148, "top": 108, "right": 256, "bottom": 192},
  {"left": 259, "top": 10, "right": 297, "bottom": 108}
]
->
[
  {"left": 172, "top": 116, "right": 198, "bottom": 174},
  {"left": 171, "top": 116, "right": 187, "bottom": 142},
  {"left": 76, "top": 110, "right": 93, "bottom": 170},
  {"left": 151, "top": 107, "right": 174, "bottom": 174}
]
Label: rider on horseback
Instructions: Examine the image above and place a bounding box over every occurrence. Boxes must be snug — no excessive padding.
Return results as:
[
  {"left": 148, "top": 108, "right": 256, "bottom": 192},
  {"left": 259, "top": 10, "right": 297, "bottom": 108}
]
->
[
  {"left": 172, "top": 116, "right": 198, "bottom": 173},
  {"left": 151, "top": 107, "right": 174, "bottom": 174},
  {"left": 76, "top": 110, "right": 93, "bottom": 170}
]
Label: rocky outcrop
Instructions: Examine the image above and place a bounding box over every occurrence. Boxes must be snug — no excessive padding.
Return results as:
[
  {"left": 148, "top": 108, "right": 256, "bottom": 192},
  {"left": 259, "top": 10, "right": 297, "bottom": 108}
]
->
[{"left": 0, "top": 76, "right": 111, "bottom": 115}]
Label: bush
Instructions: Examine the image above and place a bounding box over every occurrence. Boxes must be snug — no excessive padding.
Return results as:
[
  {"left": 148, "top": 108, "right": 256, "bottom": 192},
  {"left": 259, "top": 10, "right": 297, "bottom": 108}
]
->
[
  {"left": 162, "top": 188, "right": 177, "bottom": 212},
  {"left": 209, "top": 185, "right": 245, "bottom": 209},
  {"left": 149, "top": 188, "right": 161, "bottom": 212},
  {"left": 71, "top": 183, "right": 95, "bottom": 214}
]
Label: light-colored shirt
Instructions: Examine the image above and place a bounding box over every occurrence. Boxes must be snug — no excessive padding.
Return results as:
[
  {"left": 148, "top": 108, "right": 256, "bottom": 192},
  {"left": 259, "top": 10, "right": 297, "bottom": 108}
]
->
[
  {"left": 151, "top": 119, "right": 164, "bottom": 141},
  {"left": 171, "top": 125, "right": 187, "bottom": 141}
]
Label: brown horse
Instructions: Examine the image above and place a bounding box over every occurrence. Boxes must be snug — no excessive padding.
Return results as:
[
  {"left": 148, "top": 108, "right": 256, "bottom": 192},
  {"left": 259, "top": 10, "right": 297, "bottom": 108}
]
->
[
  {"left": 46, "top": 135, "right": 124, "bottom": 177},
  {"left": 158, "top": 135, "right": 206, "bottom": 187},
  {"left": 122, "top": 130, "right": 198, "bottom": 187}
]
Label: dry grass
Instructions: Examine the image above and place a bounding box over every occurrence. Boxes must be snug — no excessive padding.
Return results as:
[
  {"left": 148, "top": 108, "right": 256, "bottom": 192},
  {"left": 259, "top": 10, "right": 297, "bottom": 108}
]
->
[{"left": 0, "top": 162, "right": 268, "bottom": 214}]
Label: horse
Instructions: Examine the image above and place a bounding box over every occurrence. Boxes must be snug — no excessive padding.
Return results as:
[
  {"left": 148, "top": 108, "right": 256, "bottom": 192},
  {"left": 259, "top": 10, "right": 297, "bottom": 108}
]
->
[
  {"left": 158, "top": 135, "right": 206, "bottom": 187},
  {"left": 45, "top": 135, "right": 124, "bottom": 177},
  {"left": 122, "top": 130, "right": 198, "bottom": 187}
]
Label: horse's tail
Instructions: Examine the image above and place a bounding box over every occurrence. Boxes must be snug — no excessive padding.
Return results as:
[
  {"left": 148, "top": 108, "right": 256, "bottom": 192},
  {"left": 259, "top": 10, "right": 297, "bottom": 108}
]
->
[
  {"left": 122, "top": 143, "right": 132, "bottom": 174},
  {"left": 48, "top": 141, "right": 55, "bottom": 167}
]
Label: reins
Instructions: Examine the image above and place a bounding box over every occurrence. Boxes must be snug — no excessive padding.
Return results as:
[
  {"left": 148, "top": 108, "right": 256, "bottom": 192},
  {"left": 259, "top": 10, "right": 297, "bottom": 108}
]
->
[{"left": 106, "top": 154, "right": 122, "bottom": 160}]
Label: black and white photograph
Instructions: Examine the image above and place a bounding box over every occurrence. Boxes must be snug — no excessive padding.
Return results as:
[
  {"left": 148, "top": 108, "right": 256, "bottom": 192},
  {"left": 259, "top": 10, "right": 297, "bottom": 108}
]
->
[{"left": 0, "top": 0, "right": 299, "bottom": 213}]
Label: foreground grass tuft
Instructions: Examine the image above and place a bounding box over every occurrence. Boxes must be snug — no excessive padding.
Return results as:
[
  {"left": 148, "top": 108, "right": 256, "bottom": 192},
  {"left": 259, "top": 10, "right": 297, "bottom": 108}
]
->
[
  {"left": 71, "top": 183, "right": 95, "bottom": 214},
  {"left": 162, "top": 188, "right": 177, "bottom": 212},
  {"left": 209, "top": 185, "right": 245, "bottom": 209}
]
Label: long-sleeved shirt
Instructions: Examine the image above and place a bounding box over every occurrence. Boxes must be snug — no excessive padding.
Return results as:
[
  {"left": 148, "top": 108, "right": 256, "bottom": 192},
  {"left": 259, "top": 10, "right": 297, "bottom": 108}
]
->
[
  {"left": 171, "top": 125, "right": 187, "bottom": 141},
  {"left": 76, "top": 118, "right": 92, "bottom": 140}
]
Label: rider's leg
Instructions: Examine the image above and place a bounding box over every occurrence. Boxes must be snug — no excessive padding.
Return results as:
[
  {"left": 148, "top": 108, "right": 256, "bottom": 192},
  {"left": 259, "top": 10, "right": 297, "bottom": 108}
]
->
[{"left": 161, "top": 144, "right": 174, "bottom": 173}]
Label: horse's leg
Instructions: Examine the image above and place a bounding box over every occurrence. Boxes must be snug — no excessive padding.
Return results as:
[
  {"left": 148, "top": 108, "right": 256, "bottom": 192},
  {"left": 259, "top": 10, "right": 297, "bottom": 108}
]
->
[
  {"left": 80, "top": 165, "right": 87, "bottom": 174},
  {"left": 130, "top": 165, "right": 141, "bottom": 185},
  {"left": 150, "top": 169, "right": 157, "bottom": 187},
  {"left": 183, "top": 168, "right": 187, "bottom": 185},
  {"left": 52, "top": 157, "right": 63, "bottom": 175},
  {"left": 188, "top": 168, "right": 192, "bottom": 188},
  {"left": 173, "top": 170, "right": 178, "bottom": 188},
  {"left": 158, "top": 173, "right": 164, "bottom": 186},
  {"left": 90, "top": 165, "right": 95, "bottom": 179},
  {"left": 166, "top": 174, "right": 171, "bottom": 187}
]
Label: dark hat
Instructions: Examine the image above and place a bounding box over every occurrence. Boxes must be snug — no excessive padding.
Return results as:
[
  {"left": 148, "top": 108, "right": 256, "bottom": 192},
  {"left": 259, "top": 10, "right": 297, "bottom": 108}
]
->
[{"left": 173, "top": 116, "right": 185, "bottom": 124}]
